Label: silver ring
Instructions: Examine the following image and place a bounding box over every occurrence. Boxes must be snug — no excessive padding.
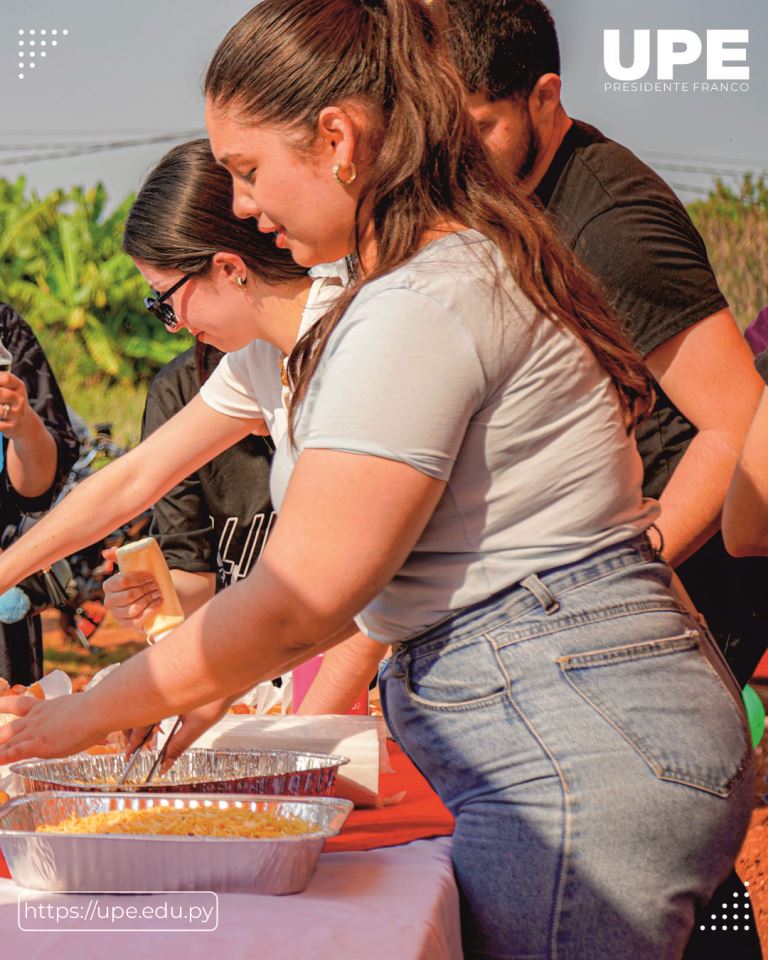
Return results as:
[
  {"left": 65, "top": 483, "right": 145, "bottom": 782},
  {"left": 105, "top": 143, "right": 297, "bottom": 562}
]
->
[{"left": 1, "top": 403, "right": 9, "bottom": 420}]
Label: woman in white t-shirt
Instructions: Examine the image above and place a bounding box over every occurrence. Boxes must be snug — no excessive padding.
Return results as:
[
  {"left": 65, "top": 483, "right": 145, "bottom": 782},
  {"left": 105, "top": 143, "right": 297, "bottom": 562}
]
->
[
  {"left": 0, "top": 2, "right": 753, "bottom": 957},
  {"left": 102, "top": 139, "right": 382, "bottom": 725}
]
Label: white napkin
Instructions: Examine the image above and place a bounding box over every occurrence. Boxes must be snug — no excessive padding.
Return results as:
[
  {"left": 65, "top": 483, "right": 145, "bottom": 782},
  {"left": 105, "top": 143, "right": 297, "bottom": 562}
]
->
[{"left": 231, "top": 675, "right": 292, "bottom": 715}]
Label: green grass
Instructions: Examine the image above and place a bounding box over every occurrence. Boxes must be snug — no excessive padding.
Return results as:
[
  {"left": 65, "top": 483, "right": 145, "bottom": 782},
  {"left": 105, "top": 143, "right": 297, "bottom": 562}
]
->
[{"left": 44, "top": 639, "right": 146, "bottom": 677}]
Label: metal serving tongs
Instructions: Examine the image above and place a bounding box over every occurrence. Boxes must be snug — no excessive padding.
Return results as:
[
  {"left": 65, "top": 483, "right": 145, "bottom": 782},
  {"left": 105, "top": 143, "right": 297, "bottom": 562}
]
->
[
  {"left": 142, "top": 716, "right": 184, "bottom": 786},
  {"left": 116, "top": 724, "right": 156, "bottom": 787}
]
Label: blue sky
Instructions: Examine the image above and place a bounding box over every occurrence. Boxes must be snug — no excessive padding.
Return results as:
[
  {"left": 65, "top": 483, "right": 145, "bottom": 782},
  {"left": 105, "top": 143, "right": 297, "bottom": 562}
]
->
[{"left": 0, "top": 0, "right": 765, "bottom": 206}]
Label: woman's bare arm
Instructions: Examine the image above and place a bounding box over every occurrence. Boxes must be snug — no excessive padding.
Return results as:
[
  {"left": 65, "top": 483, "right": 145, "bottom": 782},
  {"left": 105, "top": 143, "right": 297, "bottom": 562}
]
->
[
  {"left": 0, "top": 395, "right": 256, "bottom": 592},
  {"left": 297, "top": 626, "right": 386, "bottom": 715},
  {"left": 0, "top": 448, "right": 444, "bottom": 760}
]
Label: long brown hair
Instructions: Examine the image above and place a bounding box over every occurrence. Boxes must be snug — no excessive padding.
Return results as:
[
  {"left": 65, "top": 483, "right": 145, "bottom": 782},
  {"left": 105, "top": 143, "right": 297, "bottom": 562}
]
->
[
  {"left": 123, "top": 138, "right": 307, "bottom": 384},
  {"left": 206, "top": 0, "right": 653, "bottom": 434}
]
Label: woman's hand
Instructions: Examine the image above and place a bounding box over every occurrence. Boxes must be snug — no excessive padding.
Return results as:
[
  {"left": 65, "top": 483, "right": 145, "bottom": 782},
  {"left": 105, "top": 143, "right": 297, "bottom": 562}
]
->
[
  {"left": 102, "top": 547, "right": 161, "bottom": 630},
  {"left": 0, "top": 372, "right": 32, "bottom": 440},
  {"left": 159, "top": 697, "right": 236, "bottom": 767},
  {"left": 121, "top": 697, "right": 236, "bottom": 772},
  {"left": 0, "top": 371, "right": 59, "bottom": 498},
  {"left": 0, "top": 693, "right": 109, "bottom": 763}
]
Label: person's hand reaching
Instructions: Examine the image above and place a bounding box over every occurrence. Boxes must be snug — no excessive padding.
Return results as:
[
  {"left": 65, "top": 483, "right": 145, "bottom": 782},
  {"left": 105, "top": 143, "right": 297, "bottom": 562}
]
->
[{"left": 102, "top": 547, "right": 162, "bottom": 631}]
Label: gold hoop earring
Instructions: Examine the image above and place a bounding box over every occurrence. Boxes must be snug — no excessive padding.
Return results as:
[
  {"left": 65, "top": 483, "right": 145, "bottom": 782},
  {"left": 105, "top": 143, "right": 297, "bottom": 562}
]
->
[
  {"left": 234, "top": 276, "right": 247, "bottom": 287},
  {"left": 333, "top": 162, "right": 358, "bottom": 186}
]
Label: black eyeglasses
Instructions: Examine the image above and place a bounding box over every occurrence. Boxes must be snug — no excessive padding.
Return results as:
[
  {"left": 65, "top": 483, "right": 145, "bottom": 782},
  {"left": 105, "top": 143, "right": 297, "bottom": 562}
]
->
[{"left": 143, "top": 272, "right": 197, "bottom": 330}]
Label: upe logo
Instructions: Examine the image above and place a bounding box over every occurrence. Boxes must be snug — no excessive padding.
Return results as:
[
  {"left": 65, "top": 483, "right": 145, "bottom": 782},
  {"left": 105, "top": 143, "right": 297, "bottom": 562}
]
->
[{"left": 603, "top": 29, "right": 749, "bottom": 92}]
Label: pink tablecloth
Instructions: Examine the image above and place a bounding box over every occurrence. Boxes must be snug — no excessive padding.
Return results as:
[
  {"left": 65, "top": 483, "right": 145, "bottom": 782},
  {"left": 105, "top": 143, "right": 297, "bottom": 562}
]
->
[{"left": 0, "top": 837, "right": 461, "bottom": 959}]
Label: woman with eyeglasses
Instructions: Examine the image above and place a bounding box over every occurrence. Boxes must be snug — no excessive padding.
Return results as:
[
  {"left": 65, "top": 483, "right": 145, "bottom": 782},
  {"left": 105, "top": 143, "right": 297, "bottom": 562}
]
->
[
  {"left": 102, "top": 139, "right": 384, "bottom": 744},
  {"left": 0, "top": 3, "right": 754, "bottom": 956}
]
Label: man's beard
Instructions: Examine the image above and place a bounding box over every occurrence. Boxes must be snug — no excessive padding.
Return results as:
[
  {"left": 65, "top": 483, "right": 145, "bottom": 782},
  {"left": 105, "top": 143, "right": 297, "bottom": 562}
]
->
[{"left": 516, "top": 110, "right": 541, "bottom": 181}]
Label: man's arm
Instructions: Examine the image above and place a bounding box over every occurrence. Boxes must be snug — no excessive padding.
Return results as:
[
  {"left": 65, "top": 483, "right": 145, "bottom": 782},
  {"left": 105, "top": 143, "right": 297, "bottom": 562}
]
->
[
  {"left": 645, "top": 307, "right": 763, "bottom": 566},
  {"left": 573, "top": 191, "right": 762, "bottom": 568}
]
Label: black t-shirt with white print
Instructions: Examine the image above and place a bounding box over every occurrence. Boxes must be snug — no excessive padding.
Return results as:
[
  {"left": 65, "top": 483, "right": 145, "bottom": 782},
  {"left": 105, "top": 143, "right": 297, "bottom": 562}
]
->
[{"left": 141, "top": 347, "right": 274, "bottom": 589}]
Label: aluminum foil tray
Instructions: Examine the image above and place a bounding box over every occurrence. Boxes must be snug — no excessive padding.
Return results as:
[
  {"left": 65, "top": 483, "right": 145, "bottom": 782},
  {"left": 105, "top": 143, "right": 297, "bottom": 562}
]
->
[
  {"left": 10, "top": 748, "right": 349, "bottom": 796},
  {"left": 0, "top": 791, "right": 353, "bottom": 894}
]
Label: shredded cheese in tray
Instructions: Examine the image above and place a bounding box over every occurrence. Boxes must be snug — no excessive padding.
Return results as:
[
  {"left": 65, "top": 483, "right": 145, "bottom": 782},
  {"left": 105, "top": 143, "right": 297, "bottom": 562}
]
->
[{"left": 36, "top": 806, "right": 314, "bottom": 838}]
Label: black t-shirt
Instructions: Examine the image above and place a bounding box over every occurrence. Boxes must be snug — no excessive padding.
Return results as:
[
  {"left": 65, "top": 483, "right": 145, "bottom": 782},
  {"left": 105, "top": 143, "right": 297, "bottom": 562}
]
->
[
  {"left": 535, "top": 122, "right": 766, "bottom": 683},
  {"left": 0, "top": 304, "right": 79, "bottom": 530},
  {"left": 535, "top": 120, "right": 728, "bottom": 500},
  {"left": 141, "top": 347, "right": 274, "bottom": 589},
  {"left": 0, "top": 304, "right": 79, "bottom": 685}
]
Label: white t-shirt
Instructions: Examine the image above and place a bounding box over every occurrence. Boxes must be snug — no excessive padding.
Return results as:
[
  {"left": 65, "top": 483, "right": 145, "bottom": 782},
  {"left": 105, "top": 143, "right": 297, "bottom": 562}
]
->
[
  {"left": 200, "top": 276, "right": 341, "bottom": 444},
  {"left": 202, "top": 231, "right": 658, "bottom": 643}
]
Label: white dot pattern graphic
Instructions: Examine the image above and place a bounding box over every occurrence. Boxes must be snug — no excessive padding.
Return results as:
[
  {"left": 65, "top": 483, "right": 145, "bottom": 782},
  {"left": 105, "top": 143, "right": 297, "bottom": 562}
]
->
[
  {"left": 702, "top": 890, "right": 752, "bottom": 933},
  {"left": 15, "top": 28, "right": 69, "bottom": 78}
]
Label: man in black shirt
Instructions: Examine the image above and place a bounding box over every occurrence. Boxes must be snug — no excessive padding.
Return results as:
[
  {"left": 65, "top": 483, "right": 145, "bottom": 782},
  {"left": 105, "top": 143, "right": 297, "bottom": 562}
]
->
[
  {"left": 444, "top": 1, "right": 765, "bottom": 957},
  {"left": 445, "top": 0, "right": 766, "bottom": 682}
]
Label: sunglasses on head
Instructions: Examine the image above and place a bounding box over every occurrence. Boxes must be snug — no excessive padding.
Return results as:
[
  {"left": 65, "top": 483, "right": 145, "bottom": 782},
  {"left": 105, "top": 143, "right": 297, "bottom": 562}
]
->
[{"left": 143, "top": 272, "right": 197, "bottom": 330}]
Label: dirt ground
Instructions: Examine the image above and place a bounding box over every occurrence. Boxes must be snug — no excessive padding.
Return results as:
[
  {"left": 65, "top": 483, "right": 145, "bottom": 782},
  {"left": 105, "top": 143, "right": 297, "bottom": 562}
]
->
[
  {"left": 41, "top": 611, "right": 768, "bottom": 951},
  {"left": 736, "top": 736, "right": 768, "bottom": 954}
]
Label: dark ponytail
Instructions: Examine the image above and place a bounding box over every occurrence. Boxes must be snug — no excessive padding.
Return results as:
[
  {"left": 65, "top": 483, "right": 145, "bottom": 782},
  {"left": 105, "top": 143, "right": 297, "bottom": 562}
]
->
[{"left": 206, "top": 0, "right": 653, "bottom": 437}]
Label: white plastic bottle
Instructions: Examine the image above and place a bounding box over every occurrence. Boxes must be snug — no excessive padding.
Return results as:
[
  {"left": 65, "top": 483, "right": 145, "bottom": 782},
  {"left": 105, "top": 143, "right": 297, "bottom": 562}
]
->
[{"left": 116, "top": 537, "right": 185, "bottom": 642}]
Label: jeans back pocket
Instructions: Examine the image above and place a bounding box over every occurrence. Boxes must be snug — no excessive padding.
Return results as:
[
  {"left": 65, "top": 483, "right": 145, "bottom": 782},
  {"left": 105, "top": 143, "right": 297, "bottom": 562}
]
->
[{"left": 557, "top": 631, "right": 752, "bottom": 798}]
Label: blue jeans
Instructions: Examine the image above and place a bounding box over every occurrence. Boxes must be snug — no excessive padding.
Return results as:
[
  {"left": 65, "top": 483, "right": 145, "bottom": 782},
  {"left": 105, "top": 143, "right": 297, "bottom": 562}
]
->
[{"left": 379, "top": 536, "right": 754, "bottom": 960}]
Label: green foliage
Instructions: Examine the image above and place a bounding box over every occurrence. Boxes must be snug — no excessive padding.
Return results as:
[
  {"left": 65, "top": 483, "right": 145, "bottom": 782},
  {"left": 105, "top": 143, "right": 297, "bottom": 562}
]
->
[
  {"left": 0, "top": 176, "right": 192, "bottom": 385},
  {"left": 31, "top": 324, "right": 148, "bottom": 447},
  {"left": 688, "top": 174, "right": 768, "bottom": 332},
  {"left": 0, "top": 171, "right": 764, "bottom": 444}
]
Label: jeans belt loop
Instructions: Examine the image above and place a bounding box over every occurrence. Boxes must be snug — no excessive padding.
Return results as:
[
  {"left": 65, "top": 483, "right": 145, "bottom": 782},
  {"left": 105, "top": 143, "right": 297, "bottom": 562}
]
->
[
  {"left": 391, "top": 641, "right": 410, "bottom": 679},
  {"left": 647, "top": 523, "right": 665, "bottom": 561},
  {"left": 519, "top": 573, "right": 561, "bottom": 615}
]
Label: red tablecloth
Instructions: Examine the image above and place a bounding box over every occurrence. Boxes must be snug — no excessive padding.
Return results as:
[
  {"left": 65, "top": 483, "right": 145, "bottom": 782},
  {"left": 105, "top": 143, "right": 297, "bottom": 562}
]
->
[
  {"left": 0, "top": 740, "right": 453, "bottom": 879},
  {"left": 751, "top": 653, "right": 768, "bottom": 681},
  {"left": 325, "top": 739, "right": 454, "bottom": 853}
]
